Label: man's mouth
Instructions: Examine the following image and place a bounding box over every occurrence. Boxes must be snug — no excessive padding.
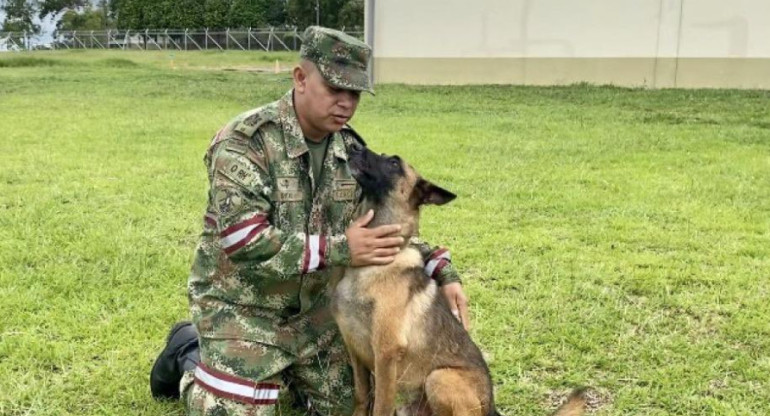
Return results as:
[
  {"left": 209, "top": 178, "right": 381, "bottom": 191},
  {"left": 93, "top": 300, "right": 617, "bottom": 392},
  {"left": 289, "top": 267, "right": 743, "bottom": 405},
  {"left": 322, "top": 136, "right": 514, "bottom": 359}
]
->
[{"left": 333, "top": 115, "right": 349, "bottom": 124}]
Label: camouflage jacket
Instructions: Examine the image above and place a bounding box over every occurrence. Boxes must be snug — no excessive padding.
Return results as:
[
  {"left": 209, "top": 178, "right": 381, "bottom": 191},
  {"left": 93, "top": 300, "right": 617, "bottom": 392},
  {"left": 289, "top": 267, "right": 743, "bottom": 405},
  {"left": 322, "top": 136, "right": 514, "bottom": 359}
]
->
[{"left": 188, "top": 90, "right": 461, "bottom": 354}]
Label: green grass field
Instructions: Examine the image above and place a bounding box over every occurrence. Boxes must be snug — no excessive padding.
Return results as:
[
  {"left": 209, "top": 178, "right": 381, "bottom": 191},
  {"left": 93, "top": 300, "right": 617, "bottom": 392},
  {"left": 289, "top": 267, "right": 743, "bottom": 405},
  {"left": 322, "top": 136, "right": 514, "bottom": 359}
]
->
[{"left": 1, "top": 50, "right": 769, "bottom": 415}]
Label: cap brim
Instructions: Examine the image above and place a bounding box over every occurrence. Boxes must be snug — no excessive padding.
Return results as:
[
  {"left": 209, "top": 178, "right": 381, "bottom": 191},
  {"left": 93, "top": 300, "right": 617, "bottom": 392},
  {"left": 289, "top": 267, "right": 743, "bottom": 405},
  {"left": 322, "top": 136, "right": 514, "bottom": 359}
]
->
[{"left": 316, "top": 62, "right": 375, "bottom": 95}]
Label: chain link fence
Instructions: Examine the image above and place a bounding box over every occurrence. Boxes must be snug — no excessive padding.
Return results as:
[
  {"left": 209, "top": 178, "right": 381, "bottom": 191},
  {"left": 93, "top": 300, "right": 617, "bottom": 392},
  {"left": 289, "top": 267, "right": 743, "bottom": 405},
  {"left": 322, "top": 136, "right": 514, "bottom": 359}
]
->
[{"left": 0, "top": 28, "right": 364, "bottom": 52}]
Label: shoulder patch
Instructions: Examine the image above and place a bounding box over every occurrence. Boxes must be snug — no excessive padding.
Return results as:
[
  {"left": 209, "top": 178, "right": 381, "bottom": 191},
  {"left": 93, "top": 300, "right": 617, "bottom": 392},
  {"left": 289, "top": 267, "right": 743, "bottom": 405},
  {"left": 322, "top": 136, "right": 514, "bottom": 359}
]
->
[
  {"left": 233, "top": 122, "right": 257, "bottom": 139},
  {"left": 233, "top": 105, "right": 279, "bottom": 138},
  {"left": 225, "top": 141, "right": 249, "bottom": 155},
  {"left": 217, "top": 156, "right": 263, "bottom": 190},
  {"left": 244, "top": 135, "right": 269, "bottom": 174},
  {"left": 213, "top": 187, "right": 245, "bottom": 215}
]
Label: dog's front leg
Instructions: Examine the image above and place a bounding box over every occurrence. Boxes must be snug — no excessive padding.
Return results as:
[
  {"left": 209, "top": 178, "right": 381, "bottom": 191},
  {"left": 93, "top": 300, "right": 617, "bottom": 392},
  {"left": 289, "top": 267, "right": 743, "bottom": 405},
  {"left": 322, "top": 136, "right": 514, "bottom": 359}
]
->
[
  {"left": 349, "top": 352, "right": 372, "bottom": 416},
  {"left": 372, "top": 315, "right": 407, "bottom": 416},
  {"left": 373, "top": 344, "right": 404, "bottom": 416}
]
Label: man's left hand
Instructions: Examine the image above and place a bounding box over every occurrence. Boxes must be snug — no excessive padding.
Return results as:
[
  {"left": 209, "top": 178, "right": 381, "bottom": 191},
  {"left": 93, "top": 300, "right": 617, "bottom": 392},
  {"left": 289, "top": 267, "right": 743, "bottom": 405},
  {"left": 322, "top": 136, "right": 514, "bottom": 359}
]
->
[{"left": 441, "top": 282, "right": 470, "bottom": 330}]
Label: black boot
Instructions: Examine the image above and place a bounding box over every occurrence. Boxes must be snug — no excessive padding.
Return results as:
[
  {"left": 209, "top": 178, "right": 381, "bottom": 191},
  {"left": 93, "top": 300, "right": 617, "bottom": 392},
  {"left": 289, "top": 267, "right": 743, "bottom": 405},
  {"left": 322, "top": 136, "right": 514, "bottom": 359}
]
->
[{"left": 150, "top": 321, "right": 200, "bottom": 400}]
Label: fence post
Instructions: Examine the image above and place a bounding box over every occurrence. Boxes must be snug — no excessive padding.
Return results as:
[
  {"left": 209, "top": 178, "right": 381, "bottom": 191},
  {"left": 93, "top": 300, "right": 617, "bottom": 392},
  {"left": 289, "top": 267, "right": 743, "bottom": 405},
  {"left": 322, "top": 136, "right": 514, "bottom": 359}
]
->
[
  {"left": 184, "top": 29, "right": 188, "bottom": 50},
  {"left": 205, "top": 28, "right": 208, "bottom": 49},
  {"left": 59, "top": 31, "right": 70, "bottom": 49},
  {"left": 293, "top": 28, "right": 298, "bottom": 50},
  {"left": 225, "top": 28, "right": 229, "bottom": 50}
]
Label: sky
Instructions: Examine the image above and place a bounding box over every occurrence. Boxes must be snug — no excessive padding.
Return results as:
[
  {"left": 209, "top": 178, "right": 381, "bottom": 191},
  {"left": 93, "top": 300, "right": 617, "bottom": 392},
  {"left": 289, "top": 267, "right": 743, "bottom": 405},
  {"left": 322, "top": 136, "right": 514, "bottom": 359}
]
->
[{"left": 1, "top": 3, "right": 94, "bottom": 44}]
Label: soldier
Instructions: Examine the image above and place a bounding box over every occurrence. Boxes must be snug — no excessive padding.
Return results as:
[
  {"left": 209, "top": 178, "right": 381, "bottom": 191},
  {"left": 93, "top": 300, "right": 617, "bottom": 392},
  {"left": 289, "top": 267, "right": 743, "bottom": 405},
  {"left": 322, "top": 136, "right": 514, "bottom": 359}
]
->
[{"left": 150, "top": 26, "right": 470, "bottom": 416}]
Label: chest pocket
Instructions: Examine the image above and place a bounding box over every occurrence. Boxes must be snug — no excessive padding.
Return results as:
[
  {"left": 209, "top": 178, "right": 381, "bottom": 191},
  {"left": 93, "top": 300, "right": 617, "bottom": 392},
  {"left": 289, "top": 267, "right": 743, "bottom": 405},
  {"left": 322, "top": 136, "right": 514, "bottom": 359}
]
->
[
  {"left": 271, "top": 159, "right": 311, "bottom": 232},
  {"left": 276, "top": 177, "right": 303, "bottom": 202},
  {"left": 324, "top": 173, "right": 361, "bottom": 234},
  {"left": 333, "top": 179, "right": 357, "bottom": 201}
]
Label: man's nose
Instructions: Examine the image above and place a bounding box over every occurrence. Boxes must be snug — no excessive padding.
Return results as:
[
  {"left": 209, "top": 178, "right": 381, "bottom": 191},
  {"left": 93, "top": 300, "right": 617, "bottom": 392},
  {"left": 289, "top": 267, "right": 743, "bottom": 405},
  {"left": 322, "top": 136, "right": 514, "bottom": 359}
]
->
[{"left": 337, "top": 90, "right": 356, "bottom": 109}]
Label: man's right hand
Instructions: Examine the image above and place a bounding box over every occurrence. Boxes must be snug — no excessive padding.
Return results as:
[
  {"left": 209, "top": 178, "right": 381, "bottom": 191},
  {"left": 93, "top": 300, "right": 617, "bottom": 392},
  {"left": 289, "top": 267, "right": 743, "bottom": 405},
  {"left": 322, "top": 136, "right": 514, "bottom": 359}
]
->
[{"left": 346, "top": 209, "right": 404, "bottom": 267}]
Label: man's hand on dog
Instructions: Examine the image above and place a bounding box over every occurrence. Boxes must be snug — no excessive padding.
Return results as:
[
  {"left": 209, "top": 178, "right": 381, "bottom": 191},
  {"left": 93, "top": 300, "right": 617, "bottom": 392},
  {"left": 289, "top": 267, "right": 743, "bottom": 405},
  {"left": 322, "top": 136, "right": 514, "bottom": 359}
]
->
[
  {"left": 347, "top": 210, "right": 470, "bottom": 330},
  {"left": 442, "top": 283, "right": 470, "bottom": 330},
  {"left": 346, "top": 209, "right": 404, "bottom": 267}
]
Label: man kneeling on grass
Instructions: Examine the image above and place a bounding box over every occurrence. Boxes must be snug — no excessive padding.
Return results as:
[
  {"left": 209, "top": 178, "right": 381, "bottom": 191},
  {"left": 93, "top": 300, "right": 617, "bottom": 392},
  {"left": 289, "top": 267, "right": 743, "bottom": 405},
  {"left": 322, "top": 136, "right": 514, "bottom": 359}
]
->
[{"left": 149, "top": 26, "right": 470, "bottom": 416}]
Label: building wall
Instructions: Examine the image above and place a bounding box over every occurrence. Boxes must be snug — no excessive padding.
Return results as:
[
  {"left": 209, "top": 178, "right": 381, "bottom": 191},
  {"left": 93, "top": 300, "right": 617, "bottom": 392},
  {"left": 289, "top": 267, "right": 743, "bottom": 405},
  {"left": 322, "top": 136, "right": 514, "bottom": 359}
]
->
[{"left": 369, "top": 0, "right": 770, "bottom": 89}]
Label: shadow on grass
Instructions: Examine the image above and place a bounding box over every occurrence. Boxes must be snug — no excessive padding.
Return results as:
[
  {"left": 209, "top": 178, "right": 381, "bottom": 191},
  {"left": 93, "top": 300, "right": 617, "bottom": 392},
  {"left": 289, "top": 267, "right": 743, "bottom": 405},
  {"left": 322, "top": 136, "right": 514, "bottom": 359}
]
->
[
  {"left": 0, "top": 56, "right": 140, "bottom": 69},
  {"left": 97, "top": 58, "right": 140, "bottom": 68},
  {"left": 0, "top": 57, "right": 70, "bottom": 67}
]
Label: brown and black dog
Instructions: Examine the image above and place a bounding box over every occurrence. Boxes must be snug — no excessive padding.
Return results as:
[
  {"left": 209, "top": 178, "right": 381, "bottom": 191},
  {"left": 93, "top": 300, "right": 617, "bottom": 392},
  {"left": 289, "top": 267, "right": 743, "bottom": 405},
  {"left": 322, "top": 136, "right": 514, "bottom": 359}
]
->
[{"left": 330, "top": 144, "right": 587, "bottom": 416}]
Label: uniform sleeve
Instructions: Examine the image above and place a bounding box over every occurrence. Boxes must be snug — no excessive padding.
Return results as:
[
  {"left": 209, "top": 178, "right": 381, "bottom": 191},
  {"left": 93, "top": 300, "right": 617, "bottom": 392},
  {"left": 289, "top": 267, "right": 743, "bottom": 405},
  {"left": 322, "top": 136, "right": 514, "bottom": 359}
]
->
[
  {"left": 409, "top": 237, "right": 462, "bottom": 286},
  {"left": 208, "top": 140, "right": 351, "bottom": 275}
]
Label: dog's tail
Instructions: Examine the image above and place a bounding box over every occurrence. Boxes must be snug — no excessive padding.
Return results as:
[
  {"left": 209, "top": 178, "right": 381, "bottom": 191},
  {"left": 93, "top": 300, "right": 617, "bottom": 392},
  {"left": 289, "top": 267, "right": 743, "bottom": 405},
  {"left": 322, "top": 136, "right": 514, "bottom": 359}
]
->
[
  {"left": 491, "top": 387, "right": 589, "bottom": 416},
  {"left": 550, "top": 387, "right": 589, "bottom": 416}
]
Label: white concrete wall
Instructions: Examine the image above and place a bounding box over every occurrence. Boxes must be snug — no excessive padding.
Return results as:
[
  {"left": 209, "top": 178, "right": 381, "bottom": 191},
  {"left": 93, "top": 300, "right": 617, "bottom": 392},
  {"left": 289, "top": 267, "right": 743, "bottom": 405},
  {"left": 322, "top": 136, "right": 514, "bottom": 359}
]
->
[{"left": 370, "top": 0, "right": 770, "bottom": 88}]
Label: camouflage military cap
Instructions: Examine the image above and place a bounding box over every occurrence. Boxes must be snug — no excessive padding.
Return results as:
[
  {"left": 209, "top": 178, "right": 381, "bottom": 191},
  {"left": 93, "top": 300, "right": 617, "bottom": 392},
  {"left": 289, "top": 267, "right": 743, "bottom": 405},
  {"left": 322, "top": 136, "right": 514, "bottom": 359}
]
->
[{"left": 300, "top": 26, "right": 374, "bottom": 94}]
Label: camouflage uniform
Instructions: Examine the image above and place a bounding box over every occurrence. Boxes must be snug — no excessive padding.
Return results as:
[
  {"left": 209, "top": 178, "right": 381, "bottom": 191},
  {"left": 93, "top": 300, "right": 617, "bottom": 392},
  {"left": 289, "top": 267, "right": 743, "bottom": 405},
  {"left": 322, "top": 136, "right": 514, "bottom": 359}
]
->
[{"left": 180, "top": 27, "right": 461, "bottom": 416}]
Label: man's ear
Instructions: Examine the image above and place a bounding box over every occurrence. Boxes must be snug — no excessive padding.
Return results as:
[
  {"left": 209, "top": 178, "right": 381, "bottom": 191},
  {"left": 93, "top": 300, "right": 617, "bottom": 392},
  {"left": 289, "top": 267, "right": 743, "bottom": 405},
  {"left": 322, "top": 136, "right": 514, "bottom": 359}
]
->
[
  {"left": 417, "top": 179, "right": 456, "bottom": 206},
  {"left": 293, "top": 66, "right": 306, "bottom": 92}
]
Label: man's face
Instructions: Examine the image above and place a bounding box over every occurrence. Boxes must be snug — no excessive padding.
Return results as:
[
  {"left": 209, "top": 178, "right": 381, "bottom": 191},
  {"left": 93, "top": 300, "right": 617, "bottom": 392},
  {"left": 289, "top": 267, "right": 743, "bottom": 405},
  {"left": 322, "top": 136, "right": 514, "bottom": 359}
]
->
[{"left": 295, "top": 65, "right": 361, "bottom": 136}]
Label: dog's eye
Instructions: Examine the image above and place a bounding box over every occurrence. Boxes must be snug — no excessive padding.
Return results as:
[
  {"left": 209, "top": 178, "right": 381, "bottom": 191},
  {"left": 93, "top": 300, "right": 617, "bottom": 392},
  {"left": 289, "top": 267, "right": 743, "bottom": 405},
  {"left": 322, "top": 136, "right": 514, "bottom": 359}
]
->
[{"left": 390, "top": 159, "right": 400, "bottom": 168}]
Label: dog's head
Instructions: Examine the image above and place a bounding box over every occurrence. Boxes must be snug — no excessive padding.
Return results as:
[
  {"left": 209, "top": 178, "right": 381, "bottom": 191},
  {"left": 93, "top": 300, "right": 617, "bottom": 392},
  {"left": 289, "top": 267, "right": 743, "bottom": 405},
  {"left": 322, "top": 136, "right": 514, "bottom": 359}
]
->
[{"left": 348, "top": 144, "right": 455, "bottom": 234}]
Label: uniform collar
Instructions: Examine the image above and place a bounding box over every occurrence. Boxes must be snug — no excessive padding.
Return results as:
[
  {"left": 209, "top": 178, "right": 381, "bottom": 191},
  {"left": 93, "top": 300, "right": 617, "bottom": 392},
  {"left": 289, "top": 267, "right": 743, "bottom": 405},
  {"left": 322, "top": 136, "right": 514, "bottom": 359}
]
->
[
  {"left": 279, "top": 89, "right": 349, "bottom": 161},
  {"left": 330, "top": 132, "right": 348, "bottom": 161},
  {"left": 279, "top": 90, "right": 308, "bottom": 159}
]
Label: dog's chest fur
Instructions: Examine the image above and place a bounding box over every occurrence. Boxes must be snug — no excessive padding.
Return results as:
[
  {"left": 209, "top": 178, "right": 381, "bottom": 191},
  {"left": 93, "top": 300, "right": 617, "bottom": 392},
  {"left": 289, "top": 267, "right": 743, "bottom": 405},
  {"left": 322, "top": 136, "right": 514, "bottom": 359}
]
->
[{"left": 332, "top": 247, "right": 438, "bottom": 383}]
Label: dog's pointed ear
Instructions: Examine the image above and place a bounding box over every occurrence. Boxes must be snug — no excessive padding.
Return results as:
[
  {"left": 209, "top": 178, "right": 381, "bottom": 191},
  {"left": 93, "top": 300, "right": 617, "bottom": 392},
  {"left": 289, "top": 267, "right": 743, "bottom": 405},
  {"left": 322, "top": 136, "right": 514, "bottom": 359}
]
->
[{"left": 417, "top": 179, "right": 456, "bottom": 206}]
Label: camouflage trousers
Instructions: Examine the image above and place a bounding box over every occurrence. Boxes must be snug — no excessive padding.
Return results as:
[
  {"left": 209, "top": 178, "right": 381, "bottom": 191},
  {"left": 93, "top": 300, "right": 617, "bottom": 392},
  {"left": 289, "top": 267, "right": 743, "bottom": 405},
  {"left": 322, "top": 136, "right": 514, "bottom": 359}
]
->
[{"left": 180, "top": 333, "right": 355, "bottom": 416}]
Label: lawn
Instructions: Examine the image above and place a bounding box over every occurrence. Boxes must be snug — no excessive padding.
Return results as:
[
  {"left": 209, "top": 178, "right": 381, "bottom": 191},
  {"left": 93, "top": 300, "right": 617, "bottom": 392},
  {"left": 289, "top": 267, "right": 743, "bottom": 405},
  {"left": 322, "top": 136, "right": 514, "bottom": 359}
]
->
[{"left": 0, "top": 50, "right": 769, "bottom": 416}]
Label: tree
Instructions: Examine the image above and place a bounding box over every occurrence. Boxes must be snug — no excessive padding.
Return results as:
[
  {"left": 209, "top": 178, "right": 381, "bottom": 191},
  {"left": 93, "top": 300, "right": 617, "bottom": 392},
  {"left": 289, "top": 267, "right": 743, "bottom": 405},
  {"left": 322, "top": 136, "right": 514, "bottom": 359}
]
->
[
  {"left": 107, "top": 0, "right": 121, "bottom": 22},
  {"left": 107, "top": 0, "right": 358, "bottom": 30},
  {"left": 228, "top": 0, "right": 265, "bottom": 29},
  {"left": 337, "top": 0, "right": 361, "bottom": 29},
  {"left": 57, "top": 6, "right": 111, "bottom": 30},
  {"left": 143, "top": 0, "right": 173, "bottom": 28},
  {"left": 286, "top": 0, "right": 352, "bottom": 29},
  {"left": 286, "top": 0, "right": 314, "bottom": 28},
  {"left": 2, "top": 0, "right": 40, "bottom": 33},
  {"left": 166, "top": 0, "right": 204, "bottom": 29},
  {"left": 37, "top": 0, "right": 87, "bottom": 19},
  {"left": 323, "top": 0, "right": 348, "bottom": 28},
  {"left": 112, "top": 0, "right": 149, "bottom": 29},
  {"left": 261, "top": 0, "right": 286, "bottom": 26},
  {"left": 203, "top": 0, "right": 228, "bottom": 29}
]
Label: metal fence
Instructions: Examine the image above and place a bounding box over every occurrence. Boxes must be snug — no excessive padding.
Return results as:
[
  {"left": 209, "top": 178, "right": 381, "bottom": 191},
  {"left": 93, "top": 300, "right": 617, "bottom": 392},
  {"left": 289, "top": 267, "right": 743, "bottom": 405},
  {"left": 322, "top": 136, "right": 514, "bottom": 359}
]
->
[{"left": 0, "top": 28, "right": 364, "bottom": 52}]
